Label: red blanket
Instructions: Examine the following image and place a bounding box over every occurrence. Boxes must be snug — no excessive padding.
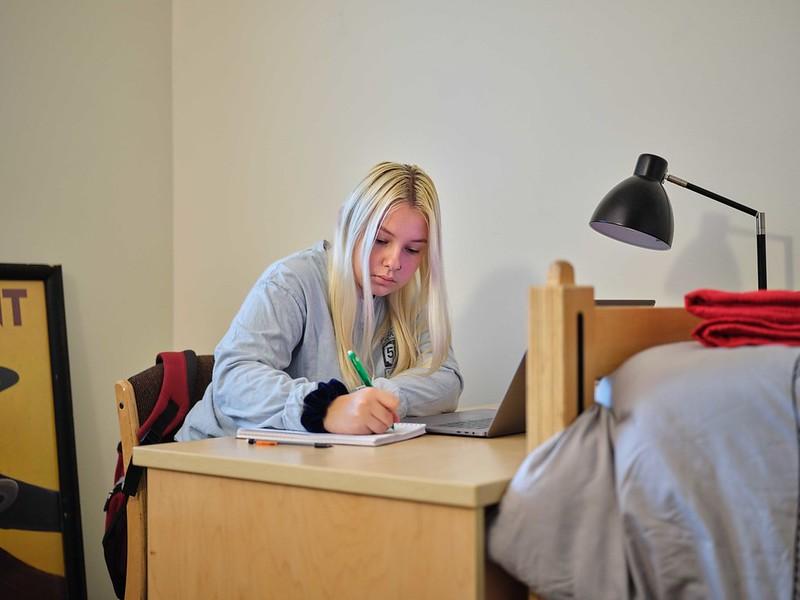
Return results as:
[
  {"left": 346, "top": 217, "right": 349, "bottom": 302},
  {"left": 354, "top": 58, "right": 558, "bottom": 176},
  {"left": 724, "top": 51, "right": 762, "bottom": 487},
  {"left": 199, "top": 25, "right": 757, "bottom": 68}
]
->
[{"left": 685, "top": 289, "right": 800, "bottom": 347}]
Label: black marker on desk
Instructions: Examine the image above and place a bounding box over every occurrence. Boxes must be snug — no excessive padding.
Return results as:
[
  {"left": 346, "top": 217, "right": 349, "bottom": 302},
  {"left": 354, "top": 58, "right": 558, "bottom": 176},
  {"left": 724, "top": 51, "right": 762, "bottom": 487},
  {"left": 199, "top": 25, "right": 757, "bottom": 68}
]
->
[{"left": 248, "top": 438, "right": 332, "bottom": 448}]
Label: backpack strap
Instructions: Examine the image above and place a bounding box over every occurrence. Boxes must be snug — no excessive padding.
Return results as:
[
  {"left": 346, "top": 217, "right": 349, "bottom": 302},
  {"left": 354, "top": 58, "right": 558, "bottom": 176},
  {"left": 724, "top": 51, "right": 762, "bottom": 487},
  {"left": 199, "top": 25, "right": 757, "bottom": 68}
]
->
[{"left": 183, "top": 349, "right": 198, "bottom": 405}]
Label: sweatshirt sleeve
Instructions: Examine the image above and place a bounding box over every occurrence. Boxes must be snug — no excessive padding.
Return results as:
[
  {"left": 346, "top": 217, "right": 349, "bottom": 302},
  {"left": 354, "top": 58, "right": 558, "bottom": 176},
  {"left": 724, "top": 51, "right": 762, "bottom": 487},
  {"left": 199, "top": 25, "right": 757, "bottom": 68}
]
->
[
  {"left": 372, "top": 328, "right": 463, "bottom": 418},
  {"left": 209, "top": 276, "right": 317, "bottom": 432}
]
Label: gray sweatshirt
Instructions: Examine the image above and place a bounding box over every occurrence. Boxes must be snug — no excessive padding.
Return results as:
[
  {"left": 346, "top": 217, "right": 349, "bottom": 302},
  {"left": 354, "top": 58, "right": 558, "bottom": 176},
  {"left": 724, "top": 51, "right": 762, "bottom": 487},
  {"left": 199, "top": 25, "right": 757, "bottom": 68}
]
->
[{"left": 176, "top": 241, "right": 463, "bottom": 440}]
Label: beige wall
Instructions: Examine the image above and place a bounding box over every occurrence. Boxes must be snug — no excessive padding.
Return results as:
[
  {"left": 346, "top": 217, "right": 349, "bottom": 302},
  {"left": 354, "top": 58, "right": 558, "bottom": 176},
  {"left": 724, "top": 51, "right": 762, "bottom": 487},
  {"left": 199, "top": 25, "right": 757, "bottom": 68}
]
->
[
  {"left": 0, "top": 2, "right": 172, "bottom": 598},
  {"left": 173, "top": 1, "right": 800, "bottom": 409}
]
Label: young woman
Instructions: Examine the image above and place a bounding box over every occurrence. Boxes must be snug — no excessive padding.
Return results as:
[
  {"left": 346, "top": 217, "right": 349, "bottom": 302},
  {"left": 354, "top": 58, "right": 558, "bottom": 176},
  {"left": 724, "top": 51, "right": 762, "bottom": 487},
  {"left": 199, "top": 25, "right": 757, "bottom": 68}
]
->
[{"left": 176, "top": 162, "right": 463, "bottom": 439}]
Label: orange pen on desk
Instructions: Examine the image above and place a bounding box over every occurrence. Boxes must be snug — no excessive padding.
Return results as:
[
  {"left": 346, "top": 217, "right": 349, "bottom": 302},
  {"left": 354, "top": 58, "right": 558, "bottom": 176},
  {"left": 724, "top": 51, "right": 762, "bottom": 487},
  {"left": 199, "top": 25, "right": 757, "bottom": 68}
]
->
[{"left": 247, "top": 438, "right": 332, "bottom": 448}]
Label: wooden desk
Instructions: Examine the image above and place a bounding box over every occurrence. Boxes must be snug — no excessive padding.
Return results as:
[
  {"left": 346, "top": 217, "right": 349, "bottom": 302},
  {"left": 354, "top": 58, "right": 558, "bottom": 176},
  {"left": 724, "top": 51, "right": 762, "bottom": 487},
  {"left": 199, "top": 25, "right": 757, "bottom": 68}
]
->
[{"left": 134, "top": 433, "right": 527, "bottom": 599}]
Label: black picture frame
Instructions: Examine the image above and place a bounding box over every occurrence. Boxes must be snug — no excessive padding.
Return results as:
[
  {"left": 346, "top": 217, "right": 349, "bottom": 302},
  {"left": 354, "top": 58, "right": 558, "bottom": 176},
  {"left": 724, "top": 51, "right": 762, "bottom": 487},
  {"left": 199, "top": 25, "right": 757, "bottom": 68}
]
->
[{"left": 0, "top": 264, "right": 86, "bottom": 600}]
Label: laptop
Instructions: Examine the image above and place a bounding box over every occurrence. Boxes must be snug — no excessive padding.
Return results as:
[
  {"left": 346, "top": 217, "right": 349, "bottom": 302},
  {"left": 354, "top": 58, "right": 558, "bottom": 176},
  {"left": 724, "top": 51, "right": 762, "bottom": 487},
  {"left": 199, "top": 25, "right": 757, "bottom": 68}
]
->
[{"left": 403, "top": 354, "right": 526, "bottom": 437}]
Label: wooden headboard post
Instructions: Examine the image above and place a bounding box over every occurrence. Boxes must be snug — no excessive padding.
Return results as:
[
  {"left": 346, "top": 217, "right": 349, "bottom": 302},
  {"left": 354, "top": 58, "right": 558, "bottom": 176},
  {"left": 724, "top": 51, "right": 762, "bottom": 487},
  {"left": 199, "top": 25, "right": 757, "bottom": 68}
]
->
[
  {"left": 527, "top": 261, "right": 595, "bottom": 453},
  {"left": 527, "top": 260, "right": 702, "bottom": 453}
]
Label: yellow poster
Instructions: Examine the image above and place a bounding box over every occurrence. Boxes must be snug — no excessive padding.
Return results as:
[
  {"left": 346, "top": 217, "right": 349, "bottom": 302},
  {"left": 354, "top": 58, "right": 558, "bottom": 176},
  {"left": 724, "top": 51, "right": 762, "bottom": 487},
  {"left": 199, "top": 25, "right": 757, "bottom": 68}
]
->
[{"left": 0, "top": 267, "right": 85, "bottom": 599}]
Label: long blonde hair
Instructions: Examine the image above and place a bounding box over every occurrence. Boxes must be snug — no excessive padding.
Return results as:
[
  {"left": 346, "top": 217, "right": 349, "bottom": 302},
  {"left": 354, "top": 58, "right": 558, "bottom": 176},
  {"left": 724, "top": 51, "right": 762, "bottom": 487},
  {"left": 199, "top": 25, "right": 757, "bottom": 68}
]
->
[{"left": 328, "top": 162, "right": 452, "bottom": 390}]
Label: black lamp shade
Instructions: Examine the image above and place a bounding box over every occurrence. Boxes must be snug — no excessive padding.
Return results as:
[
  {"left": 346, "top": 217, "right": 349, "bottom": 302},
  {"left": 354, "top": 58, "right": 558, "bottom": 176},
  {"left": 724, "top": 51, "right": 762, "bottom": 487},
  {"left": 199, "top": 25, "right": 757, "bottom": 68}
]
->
[{"left": 589, "top": 154, "right": 674, "bottom": 251}]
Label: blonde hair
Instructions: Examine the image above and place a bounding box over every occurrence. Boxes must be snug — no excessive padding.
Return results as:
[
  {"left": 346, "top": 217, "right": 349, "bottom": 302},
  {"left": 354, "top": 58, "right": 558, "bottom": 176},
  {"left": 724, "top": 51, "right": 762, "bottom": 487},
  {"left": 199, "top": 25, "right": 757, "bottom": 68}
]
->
[{"left": 328, "top": 162, "right": 452, "bottom": 390}]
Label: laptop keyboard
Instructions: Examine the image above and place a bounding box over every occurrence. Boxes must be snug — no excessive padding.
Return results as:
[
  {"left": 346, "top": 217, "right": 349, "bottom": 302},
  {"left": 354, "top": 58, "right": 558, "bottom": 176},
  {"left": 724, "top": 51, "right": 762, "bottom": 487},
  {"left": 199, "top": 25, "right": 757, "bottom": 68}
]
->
[{"left": 441, "top": 418, "right": 493, "bottom": 429}]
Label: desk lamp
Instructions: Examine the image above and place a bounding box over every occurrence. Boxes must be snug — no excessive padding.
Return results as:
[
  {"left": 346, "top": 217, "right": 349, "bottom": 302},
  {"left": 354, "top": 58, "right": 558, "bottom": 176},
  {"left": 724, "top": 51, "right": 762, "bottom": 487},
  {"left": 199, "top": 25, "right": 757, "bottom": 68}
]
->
[{"left": 589, "top": 153, "right": 767, "bottom": 289}]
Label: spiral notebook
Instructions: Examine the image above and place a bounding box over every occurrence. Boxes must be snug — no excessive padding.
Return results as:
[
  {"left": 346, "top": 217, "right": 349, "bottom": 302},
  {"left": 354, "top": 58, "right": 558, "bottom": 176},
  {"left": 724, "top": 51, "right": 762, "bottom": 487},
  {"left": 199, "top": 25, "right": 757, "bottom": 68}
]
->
[{"left": 235, "top": 422, "right": 426, "bottom": 447}]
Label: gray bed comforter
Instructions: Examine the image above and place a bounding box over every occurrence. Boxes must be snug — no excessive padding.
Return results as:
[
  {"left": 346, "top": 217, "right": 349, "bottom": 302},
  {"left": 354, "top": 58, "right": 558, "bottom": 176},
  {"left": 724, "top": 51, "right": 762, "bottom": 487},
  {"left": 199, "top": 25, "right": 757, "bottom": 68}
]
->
[{"left": 488, "top": 342, "right": 800, "bottom": 599}]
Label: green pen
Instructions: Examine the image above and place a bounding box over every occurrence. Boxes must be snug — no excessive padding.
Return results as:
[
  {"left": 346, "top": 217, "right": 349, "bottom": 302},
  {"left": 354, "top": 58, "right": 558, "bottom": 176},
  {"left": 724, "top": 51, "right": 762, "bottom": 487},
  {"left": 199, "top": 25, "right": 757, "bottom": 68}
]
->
[
  {"left": 347, "top": 350, "right": 394, "bottom": 430},
  {"left": 347, "top": 350, "right": 373, "bottom": 387}
]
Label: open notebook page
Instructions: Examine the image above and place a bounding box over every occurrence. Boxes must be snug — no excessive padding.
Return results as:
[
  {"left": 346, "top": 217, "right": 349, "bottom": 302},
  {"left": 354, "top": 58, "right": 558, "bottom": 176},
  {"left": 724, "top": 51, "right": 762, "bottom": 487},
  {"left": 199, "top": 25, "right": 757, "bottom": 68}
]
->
[{"left": 235, "top": 422, "right": 426, "bottom": 447}]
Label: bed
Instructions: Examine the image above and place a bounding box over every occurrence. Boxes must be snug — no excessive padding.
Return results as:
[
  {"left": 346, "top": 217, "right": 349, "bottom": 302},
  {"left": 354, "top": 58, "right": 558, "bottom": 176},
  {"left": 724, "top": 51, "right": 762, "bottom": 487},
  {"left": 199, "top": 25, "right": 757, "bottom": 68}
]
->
[{"left": 489, "top": 260, "right": 800, "bottom": 599}]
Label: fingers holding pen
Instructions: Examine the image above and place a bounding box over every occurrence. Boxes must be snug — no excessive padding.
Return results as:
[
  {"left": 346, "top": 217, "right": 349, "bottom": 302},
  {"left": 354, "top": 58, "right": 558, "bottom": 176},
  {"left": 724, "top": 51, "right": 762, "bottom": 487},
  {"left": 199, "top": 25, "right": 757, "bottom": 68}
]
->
[
  {"left": 365, "top": 415, "right": 392, "bottom": 434},
  {"left": 372, "top": 389, "right": 400, "bottom": 423},
  {"left": 323, "top": 387, "right": 400, "bottom": 434},
  {"left": 352, "top": 387, "right": 398, "bottom": 432}
]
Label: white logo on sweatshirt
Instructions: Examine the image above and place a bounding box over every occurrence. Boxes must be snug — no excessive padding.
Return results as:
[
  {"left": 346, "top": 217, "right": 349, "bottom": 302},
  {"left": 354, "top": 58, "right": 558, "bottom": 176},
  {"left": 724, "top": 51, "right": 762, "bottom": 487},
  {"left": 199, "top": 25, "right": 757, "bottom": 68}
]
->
[{"left": 382, "top": 331, "right": 396, "bottom": 377}]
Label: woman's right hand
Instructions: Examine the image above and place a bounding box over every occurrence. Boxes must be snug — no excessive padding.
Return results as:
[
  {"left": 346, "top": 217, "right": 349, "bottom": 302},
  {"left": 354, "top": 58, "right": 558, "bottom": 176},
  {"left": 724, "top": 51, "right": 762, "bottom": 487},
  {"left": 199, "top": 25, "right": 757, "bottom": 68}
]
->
[{"left": 323, "top": 387, "right": 400, "bottom": 434}]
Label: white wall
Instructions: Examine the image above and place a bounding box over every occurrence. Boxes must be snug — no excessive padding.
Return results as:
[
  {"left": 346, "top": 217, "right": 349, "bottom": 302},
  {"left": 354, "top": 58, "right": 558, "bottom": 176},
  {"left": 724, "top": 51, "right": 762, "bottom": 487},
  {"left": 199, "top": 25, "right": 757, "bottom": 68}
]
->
[
  {"left": 0, "top": 2, "right": 172, "bottom": 598},
  {"left": 174, "top": 1, "right": 799, "bottom": 406}
]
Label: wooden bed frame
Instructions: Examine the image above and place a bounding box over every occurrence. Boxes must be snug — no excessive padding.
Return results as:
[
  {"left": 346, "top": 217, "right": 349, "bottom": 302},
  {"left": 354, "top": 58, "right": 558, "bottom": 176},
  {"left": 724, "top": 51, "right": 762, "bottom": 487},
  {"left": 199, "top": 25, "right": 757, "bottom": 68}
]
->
[
  {"left": 527, "top": 260, "right": 702, "bottom": 452},
  {"left": 525, "top": 260, "right": 701, "bottom": 598}
]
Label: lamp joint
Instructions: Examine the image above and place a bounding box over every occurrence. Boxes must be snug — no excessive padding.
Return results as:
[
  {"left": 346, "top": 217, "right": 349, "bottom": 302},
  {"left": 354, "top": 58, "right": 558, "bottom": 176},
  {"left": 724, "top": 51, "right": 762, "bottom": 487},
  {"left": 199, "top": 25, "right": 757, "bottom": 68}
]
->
[{"left": 665, "top": 174, "right": 688, "bottom": 187}]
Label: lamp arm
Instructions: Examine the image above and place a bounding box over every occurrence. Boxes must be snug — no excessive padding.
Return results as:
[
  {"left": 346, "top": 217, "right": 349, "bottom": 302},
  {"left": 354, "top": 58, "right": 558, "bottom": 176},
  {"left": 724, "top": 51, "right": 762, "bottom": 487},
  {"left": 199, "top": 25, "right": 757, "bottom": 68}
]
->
[
  {"left": 665, "top": 174, "right": 758, "bottom": 217},
  {"left": 665, "top": 174, "right": 767, "bottom": 290}
]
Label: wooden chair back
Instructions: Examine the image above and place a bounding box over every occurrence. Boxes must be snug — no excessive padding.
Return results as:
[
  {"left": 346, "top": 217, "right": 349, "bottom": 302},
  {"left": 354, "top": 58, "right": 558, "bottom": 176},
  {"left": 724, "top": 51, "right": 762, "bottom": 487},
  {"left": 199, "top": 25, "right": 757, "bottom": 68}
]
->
[{"left": 113, "top": 354, "right": 213, "bottom": 600}]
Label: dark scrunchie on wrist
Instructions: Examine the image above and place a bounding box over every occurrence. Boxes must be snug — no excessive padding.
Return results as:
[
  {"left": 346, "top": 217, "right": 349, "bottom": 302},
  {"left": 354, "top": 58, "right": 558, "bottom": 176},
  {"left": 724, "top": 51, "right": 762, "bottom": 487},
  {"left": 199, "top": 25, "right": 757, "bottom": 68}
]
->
[{"left": 301, "top": 378, "right": 349, "bottom": 433}]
